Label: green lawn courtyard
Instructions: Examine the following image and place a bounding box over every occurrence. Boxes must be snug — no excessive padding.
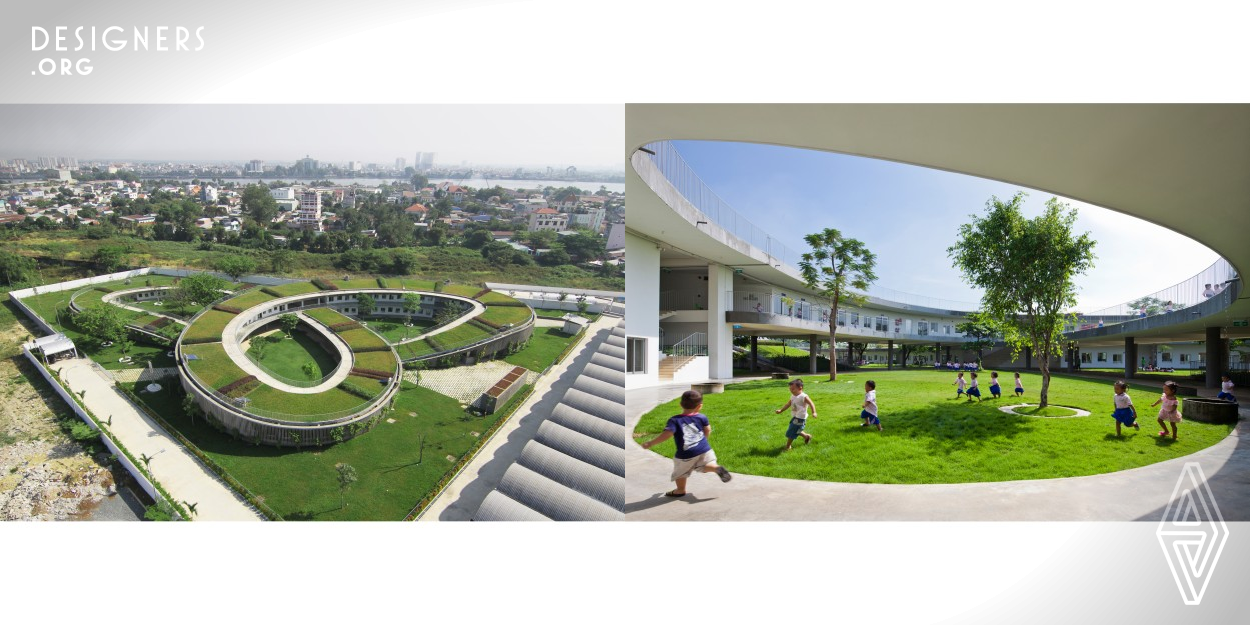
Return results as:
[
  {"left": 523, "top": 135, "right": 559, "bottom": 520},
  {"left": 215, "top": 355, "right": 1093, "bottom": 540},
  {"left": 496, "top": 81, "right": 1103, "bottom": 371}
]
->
[
  {"left": 245, "top": 329, "right": 339, "bottom": 382},
  {"left": 634, "top": 369, "right": 1236, "bottom": 484}
]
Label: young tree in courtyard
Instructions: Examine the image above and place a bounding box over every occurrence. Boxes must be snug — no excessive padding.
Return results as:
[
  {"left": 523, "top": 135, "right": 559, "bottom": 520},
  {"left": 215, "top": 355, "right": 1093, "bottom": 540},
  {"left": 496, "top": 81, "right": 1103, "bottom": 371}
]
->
[
  {"left": 948, "top": 192, "right": 1095, "bottom": 407},
  {"left": 279, "top": 313, "right": 299, "bottom": 338},
  {"left": 356, "top": 293, "right": 375, "bottom": 317},
  {"left": 74, "top": 304, "right": 127, "bottom": 349},
  {"left": 798, "top": 228, "right": 877, "bottom": 381},
  {"left": 335, "top": 462, "right": 357, "bottom": 509},
  {"left": 403, "top": 292, "right": 422, "bottom": 338},
  {"left": 955, "top": 312, "right": 997, "bottom": 367}
]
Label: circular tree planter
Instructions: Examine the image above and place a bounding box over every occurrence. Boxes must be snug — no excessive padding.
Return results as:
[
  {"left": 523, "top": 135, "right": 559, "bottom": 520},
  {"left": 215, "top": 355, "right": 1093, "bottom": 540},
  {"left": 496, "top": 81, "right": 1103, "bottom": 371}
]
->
[
  {"left": 1183, "top": 398, "right": 1239, "bottom": 424},
  {"left": 999, "top": 404, "right": 1090, "bottom": 418}
]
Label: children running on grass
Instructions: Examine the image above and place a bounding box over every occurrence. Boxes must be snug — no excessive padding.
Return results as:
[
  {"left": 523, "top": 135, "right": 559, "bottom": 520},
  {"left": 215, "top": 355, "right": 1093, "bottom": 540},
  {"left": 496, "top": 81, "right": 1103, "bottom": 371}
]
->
[
  {"left": 861, "top": 380, "right": 882, "bottom": 431},
  {"left": 954, "top": 371, "right": 966, "bottom": 398},
  {"left": 1014, "top": 372, "right": 1024, "bottom": 397},
  {"left": 1151, "top": 381, "right": 1183, "bottom": 441},
  {"left": 966, "top": 372, "right": 982, "bottom": 402},
  {"left": 1111, "top": 380, "right": 1140, "bottom": 436},
  {"left": 775, "top": 378, "right": 817, "bottom": 450},
  {"left": 639, "top": 389, "right": 732, "bottom": 497},
  {"left": 1217, "top": 374, "right": 1237, "bottom": 403},
  {"left": 989, "top": 371, "right": 1002, "bottom": 399}
]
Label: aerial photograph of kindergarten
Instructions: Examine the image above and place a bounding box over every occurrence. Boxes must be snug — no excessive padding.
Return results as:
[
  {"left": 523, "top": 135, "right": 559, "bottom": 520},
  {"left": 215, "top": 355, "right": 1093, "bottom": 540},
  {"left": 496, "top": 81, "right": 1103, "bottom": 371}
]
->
[
  {"left": 624, "top": 104, "right": 1250, "bottom": 521},
  {"left": 0, "top": 104, "right": 625, "bottom": 522}
]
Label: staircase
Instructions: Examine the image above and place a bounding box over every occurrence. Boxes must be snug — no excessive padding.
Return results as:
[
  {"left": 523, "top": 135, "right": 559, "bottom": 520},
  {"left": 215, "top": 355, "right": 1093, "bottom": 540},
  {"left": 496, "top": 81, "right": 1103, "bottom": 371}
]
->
[{"left": 659, "top": 355, "right": 697, "bottom": 380}]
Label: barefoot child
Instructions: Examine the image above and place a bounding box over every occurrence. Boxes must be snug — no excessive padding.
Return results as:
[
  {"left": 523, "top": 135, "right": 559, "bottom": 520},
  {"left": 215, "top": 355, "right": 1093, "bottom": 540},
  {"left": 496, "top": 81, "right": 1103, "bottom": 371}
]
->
[
  {"left": 775, "top": 379, "right": 817, "bottom": 450},
  {"left": 861, "top": 379, "right": 881, "bottom": 431},
  {"left": 954, "top": 372, "right": 966, "bottom": 398},
  {"left": 1151, "top": 381, "right": 1182, "bottom": 441},
  {"left": 1217, "top": 374, "right": 1237, "bottom": 403},
  {"left": 1014, "top": 372, "right": 1024, "bottom": 397},
  {"left": 1111, "top": 380, "right": 1140, "bottom": 436},
  {"left": 989, "top": 371, "right": 1002, "bottom": 399},
  {"left": 966, "top": 372, "right": 982, "bottom": 402},
  {"left": 639, "top": 390, "right": 732, "bottom": 497}
]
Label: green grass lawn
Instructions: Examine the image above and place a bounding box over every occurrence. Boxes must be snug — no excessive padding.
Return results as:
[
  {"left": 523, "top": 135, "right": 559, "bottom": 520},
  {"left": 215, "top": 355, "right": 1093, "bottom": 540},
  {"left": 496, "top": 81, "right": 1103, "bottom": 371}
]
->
[
  {"left": 15, "top": 288, "right": 175, "bottom": 369},
  {"left": 129, "top": 378, "right": 531, "bottom": 520},
  {"left": 181, "top": 309, "right": 237, "bottom": 343},
  {"left": 634, "top": 370, "right": 1235, "bottom": 484},
  {"left": 429, "top": 321, "right": 494, "bottom": 349},
  {"left": 365, "top": 318, "right": 437, "bottom": 344},
  {"left": 441, "top": 284, "right": 483, "bottom": 297},
  {"left": 219, "top": 289, "right": 278, "bottom": 310},
  {"left": 246, "top": 331, "right": 339, "bottom": 382},
  {"left": 395, "top": 339, "right": 437, "bottom": 360},
  {"left": 476, "top": 291, "right": 522, "bottom": 305},
  {"left": 477, "top": 305, "right": 532, "bottom": 327},
  {"left": 303, "top": 306, "right": 353, "bottom": 327},
  {"left": 337, "top": 277, "right": 386, "bottom": 289},
  {"left": 338, "top": 327, "right": 390, "bottom": 351},
  {"left": 184, "top": 342, "right": 249, "bottom": 389},
  {"left": 352, "top": 349, "right": 399, "bottom": 373},
  {"left": 504, "top": 326, "right": 580, "bottom": 372},
  {"left": 266, "top": 281, "right": 321, "bottom": 297}
]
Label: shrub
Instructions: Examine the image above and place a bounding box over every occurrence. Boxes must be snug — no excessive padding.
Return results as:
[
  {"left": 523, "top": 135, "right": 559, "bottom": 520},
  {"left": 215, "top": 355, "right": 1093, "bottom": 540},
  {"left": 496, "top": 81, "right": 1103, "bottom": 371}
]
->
[
  {"left": 424, "top": 336, "right": 445, "bottom": 352},
  {"left": 352, "top": 344, "right": 391, "bottom": 353},
  {"left": 469, "top": 319, "right": 499, "bottom": 333},
  {"left": 349, "top": 367, "right": 393, "bottom": 380},
  {"left": 217, "top": 375, "right": 260, "bottom": 398},
  {"left": 261, "top": 287, "right": 282, "bottom": 297},
  {"left": 376, "top": 277, "right": 390, "bottom": 288},
  {"left": 329, "top": 321, "right": 363, "bottom": 332},
  {"left": 312, "top": 278, "right": 339, "bottom": 290},
  {"left": 212, "top": 304, "right": 243, "bottom": 314}
]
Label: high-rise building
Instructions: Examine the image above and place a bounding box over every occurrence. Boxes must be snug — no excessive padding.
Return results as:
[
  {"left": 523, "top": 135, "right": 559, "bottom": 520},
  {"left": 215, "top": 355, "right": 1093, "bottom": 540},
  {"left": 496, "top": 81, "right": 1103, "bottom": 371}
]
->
[
  {"left": 416, "top": 152, "right": 435, "bottom": 171},
  {"left": 395, "top": 157, "right": 406, "bottom": 170},
  {"left": 246, "top": 160, "right": 265, "bottom": 174},
  {"left": 297, "top": 190, "right": 322, "bottom": 231},
  {"left": 293, "top": 156, "right": 319, "bottom": 176}
]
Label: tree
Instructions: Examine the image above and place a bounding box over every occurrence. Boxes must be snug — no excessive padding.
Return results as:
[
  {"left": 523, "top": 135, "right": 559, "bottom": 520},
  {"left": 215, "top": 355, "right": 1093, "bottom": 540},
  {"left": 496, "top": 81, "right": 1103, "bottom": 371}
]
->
[
  {"left": 269, "top": 249, "right": 294, "bottom": 273},
  {"left": 74, "top": 304, "right": 127, "bottom": 349},
  {"left": 356, "top": 293, "right": 375, "bottom": 317},
  {"left": 0, "top": 250, "right": 36, "bottom": 286},
  {"left": 403, "top": 292, "right": 423, "bottom": 338},
  {"left": 537, "top": 247, "right": 571, "bottom": 267},
  {"left": 948, "top": 192, "right": 1096, "bottom": 407},
  {"left": 170, "top": 272, "right": 230, "bottom": 308},
  {"left": 92, "top": 246, "right": 128, "bottom": 273},
  {"left": 241, "top": 184, "right": 279, "bottom": 224},
  {"left": 560, "top": 232, "right": 605, "bottom": 263},
  {"left": 955, "top": 312, "right": 997, "bottom": 366},
  {"left": 481, "top": 241, "right": 517, "bottom": 268},
  {"left": 214, "top": 254, "right": 256, "bottom": 281},
  {"left": 798, "top": 228, "right": 877, "bottom": 381},
  {"left": 279, "top": 313, "right": 299, "bottom": 337},
  {"left": 335, "top": 462, "right": 357, "bottom": 509}
]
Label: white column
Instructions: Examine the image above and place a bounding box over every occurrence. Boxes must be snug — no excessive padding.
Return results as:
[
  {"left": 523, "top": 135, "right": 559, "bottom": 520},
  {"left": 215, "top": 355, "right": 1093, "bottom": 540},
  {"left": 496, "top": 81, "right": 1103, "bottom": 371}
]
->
[
  {"left": 625, "top": 232, "right": 660, "bottom": 388},
  {"left": 707, "top": 263, "right": 734, "bottom": 380}
]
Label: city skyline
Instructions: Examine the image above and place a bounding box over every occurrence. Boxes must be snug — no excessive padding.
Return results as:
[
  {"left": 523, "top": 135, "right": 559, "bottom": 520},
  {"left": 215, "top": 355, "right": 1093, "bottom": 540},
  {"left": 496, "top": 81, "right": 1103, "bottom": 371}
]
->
[{"left": 0, "top": 104, "right": 624, "bottom": 169}]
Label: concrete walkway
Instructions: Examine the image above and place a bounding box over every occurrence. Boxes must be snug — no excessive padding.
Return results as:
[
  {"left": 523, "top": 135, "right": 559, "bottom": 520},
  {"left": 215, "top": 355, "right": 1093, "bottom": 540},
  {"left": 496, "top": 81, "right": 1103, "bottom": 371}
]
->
[
  {"left": 220, "top": 311, "right": 354, "bottom": 394},
  {"left": 420, "top": 315, "right": 618, "bottom": 521},
  {"left": 626, "top": 381, "right": 1250, "bottom": 521},
  {"left": 51, "top": 358, "right": 263, "bottom": 521}
]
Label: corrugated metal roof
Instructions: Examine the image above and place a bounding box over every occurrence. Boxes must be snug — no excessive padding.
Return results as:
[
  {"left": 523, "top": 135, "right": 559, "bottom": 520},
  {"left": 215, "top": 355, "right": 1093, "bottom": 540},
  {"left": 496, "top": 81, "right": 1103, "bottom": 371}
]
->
[{"left": 472, "top": 321, "right": 625, "bottom": 521}]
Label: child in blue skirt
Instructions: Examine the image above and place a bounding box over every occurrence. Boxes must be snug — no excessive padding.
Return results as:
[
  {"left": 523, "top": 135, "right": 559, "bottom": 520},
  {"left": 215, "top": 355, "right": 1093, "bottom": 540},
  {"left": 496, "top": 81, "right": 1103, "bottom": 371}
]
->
[
  {"left": 1217, "top": 374, "right": 1237, "bottom": 403},
  {"left": 966, "top": 372, "right": 982, "bottom": 402},
  {"left": 1111, "top": 380, "right": 1140, "bottom": 436},
  {"left": 954, "top": 372, "right": 966, "bottom": 398},
  {"left": 1014, "top": 372, "right": 1024, "bottom": 397},
  {"left": 988, "top": 371, "right": 1002, "bottom": 399}
]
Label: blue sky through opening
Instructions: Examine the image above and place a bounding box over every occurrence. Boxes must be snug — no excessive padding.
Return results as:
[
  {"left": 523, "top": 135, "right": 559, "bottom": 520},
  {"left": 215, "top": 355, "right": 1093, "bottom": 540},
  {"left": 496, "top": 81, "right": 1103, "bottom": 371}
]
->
[{"left": 670, "top": 140, "right": 1219, "bottom": 312}]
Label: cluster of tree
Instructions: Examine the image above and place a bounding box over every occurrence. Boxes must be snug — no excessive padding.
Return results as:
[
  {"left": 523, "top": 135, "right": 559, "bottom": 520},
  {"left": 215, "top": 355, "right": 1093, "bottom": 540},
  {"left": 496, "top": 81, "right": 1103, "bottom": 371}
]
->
[{"left": 0, "top": 249, "right": 37, "bottom": 286}]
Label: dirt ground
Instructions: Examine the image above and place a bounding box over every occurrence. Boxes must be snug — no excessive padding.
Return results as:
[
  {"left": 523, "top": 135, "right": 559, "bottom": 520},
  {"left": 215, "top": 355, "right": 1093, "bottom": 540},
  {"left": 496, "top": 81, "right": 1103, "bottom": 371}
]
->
[{"left": 0, "top": 300, "right": 117, "bottom": 521}]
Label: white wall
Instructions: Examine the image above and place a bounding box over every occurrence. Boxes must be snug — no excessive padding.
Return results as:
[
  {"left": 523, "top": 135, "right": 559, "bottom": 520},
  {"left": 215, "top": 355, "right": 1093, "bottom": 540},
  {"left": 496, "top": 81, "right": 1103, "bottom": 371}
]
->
[{"left": 625, "top": 232, "right": 660, "bottom": 388}]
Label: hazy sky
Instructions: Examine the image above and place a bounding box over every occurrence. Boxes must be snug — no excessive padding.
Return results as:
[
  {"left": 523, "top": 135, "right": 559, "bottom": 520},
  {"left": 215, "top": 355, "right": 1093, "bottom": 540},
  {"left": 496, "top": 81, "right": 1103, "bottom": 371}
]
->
[
  {"left": 0, "top": 104, "right": 623, "bottom": 169},
  {"left": 672, "top": 140, "right": 1221, "bottom": 312}
]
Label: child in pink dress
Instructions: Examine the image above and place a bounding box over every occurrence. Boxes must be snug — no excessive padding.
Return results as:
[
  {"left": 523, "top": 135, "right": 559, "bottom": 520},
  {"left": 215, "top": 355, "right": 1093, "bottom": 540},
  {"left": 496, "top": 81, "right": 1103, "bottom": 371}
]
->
[{"left": 1150, "top": 381, "right": 1183, "bottom": 441}]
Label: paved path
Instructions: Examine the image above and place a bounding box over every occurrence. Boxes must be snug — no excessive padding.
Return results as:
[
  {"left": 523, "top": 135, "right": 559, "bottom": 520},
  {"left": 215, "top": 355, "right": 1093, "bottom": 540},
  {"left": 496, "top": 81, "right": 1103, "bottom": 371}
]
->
[
  {"left": 626, "top": 381, "right": 1250, "bottom": 521},
  {"left": 420, "top": 315, "right": 618, "bottom": 521},
  {"left": 111, "top": 367, "right": 180, "bottom": 384},
  {"left": 51, "top": 358, "right": 262, "bottom": 521},
  {"left": 220, "top": 311, "right": 354, "bottom": 394}
]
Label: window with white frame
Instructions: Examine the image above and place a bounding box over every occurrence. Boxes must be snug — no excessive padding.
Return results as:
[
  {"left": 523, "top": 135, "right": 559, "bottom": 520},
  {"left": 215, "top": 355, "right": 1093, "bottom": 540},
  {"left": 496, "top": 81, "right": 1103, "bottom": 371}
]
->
[
  {"left": 1098, "top": 352, "right": 1107, "bottom": 362},
  {"left": 1161, "top": 352, "right": 1172, "bottom": 362},
  {"left": 1113, "top": 353, "right": 1122, "bottom": 363}
]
